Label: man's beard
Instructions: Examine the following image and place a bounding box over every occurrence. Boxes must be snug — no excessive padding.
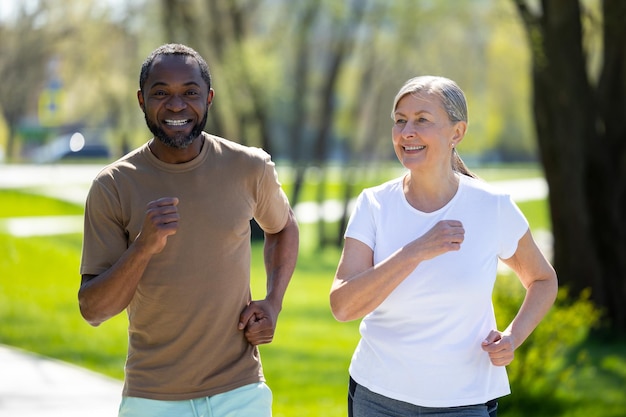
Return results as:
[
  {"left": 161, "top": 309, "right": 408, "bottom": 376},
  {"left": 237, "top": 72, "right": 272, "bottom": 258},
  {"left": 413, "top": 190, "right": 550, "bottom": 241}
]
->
[{"left": 145, "top": 110, "right": 208, "bottom": 150}]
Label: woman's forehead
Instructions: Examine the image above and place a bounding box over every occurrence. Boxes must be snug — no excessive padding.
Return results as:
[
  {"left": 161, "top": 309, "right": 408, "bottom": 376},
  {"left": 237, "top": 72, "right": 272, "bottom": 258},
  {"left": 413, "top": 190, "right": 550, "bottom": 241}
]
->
[{"left": 396, "top": 92, "right": 443, "bottom": 113}]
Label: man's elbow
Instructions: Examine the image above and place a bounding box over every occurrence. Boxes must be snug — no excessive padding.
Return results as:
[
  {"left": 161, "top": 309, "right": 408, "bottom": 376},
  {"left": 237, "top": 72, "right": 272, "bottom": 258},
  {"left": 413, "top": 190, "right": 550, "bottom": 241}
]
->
[
  {"left": 79, "top": 307, "right": 104, "bottom": 327},
  {"left": 78, "top": 293, "right": 107, "bottom": 327}
]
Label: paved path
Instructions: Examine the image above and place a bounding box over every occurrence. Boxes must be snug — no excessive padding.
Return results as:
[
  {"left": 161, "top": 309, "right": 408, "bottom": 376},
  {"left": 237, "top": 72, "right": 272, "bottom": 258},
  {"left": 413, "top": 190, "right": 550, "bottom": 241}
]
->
[
  {"left": 0, "top": 345, "right": 122, "bottom": 417},
  {"left": 0, "top": 165, "right": 119, "bottom": 415}
]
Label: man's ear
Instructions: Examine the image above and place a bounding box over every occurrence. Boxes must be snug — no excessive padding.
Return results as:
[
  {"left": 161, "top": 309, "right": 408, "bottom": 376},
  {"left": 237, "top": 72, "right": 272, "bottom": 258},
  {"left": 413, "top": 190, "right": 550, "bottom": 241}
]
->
[
  {"left": 207, "top": 88, "right": 215, "bottom": 108},
  {"left": 137, "top": 89, "right": 145, "bottom": 112}
]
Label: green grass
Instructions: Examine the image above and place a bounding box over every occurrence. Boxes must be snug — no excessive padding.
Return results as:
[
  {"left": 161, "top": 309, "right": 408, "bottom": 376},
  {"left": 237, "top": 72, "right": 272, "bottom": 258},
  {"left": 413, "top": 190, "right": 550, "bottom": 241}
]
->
[
  {"left": 0, "top": 189, "right": 84, "bottom": 217},
  {"left": 0, "top": 173, "right": 624, "bottom": 416},
  {"left": 253, "top": 247, "right": 360, "bottom": 416}
]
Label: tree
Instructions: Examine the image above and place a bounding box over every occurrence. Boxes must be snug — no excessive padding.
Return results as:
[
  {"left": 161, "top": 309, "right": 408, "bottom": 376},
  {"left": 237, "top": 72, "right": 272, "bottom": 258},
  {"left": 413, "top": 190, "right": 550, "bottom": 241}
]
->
[
  {"left": 0, "top": 2, "right": 61, "bottom": 159},
  {"left": 513, "top": 0, "right": 626, "bottom": 333},
  {"left": 0, "top": 0, "right": 147, "bottom": 159}
]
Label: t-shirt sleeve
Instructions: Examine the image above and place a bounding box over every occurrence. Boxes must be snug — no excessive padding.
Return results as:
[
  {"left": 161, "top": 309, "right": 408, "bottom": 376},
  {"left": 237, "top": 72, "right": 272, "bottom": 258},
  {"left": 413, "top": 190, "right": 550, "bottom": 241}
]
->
[
  {"left": 497, "top": 194, "right": 529, "bottom": 259},
  {"left": 344, "top": 190, "right": 376, "bottom": 250},
  {"left": 80, "top": 178, "right": 128, "bottom": 276},
  {"left": 253, "top": 154, "right": 291, "bottom": 234}
]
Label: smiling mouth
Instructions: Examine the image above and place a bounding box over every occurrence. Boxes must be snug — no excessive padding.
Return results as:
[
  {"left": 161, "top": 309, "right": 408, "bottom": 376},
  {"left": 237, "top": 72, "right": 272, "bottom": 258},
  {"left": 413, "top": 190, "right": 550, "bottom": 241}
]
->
[
  {"left": 404, "top": 145, "right": 425, "bottom": 151},
  {"left": 164, "top": 119, "right": 191, "bottom": 126}
]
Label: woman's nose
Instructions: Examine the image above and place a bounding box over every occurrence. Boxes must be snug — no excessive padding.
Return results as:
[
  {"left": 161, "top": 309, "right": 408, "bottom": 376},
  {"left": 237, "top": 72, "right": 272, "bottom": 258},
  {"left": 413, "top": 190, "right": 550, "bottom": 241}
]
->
[{"left": 401, "top": 123, "right": 417, "bottom": 138}]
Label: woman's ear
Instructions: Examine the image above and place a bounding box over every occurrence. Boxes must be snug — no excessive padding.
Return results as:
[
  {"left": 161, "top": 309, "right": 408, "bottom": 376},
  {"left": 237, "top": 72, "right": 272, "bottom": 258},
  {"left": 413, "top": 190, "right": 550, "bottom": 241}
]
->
[{"left": 451, "top": 120, "right": 467, "bottom": 147}]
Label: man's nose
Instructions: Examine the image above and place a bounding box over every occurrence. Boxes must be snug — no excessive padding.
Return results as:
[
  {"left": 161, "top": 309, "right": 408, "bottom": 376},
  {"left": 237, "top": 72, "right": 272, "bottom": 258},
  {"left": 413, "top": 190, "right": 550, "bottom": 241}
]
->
[{"left": 165, "top": 95, "right": 187, "bottom": 111}]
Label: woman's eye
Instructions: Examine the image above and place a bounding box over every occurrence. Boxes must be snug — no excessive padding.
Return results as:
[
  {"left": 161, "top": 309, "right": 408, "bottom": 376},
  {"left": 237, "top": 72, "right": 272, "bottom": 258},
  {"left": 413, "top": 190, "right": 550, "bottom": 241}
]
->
[{"left": 395, "top": 119, "right": 407, "bottom": 125}]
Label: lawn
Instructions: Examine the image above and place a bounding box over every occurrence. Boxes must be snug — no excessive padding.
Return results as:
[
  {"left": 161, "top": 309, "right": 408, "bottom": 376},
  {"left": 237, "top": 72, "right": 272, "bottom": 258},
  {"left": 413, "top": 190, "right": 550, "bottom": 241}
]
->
[{"left": 1, "top": 168, "right": 624, "bottom": 416}]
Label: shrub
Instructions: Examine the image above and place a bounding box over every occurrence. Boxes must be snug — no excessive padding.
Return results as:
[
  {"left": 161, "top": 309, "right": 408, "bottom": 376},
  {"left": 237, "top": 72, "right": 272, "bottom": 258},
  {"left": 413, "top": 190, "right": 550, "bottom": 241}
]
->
[{"left": 493, "top": 272, "right": 601, "bottom": 414}]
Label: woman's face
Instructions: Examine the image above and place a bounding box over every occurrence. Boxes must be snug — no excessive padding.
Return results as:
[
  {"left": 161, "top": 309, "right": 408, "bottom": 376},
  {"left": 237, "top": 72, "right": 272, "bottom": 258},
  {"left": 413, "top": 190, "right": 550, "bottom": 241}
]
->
[{"left": 392, "top": 92, "right": 465, "bottom": 173}]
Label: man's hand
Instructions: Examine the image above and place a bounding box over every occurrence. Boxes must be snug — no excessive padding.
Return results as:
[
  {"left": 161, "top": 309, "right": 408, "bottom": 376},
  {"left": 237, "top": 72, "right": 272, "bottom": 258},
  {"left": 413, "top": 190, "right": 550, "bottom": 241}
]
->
[
  {"left": 238, "top": 300, "right": 279, "bottom": 345},
  {"left": 135, "top": 197, "right": 180, "bottom": 254}
]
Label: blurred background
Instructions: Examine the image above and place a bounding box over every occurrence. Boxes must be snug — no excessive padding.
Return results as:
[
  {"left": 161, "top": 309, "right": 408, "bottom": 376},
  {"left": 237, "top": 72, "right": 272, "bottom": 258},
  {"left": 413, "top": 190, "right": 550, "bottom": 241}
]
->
[{"left": 1, "top": 0, "right": 625, "bottom": 416}]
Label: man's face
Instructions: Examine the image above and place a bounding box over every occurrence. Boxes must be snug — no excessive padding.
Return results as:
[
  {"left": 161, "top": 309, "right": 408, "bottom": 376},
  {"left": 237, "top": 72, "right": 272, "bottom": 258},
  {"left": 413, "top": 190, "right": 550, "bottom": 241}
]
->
[{"left": 138, "top": 55, "right": 213, "bottom": 149}]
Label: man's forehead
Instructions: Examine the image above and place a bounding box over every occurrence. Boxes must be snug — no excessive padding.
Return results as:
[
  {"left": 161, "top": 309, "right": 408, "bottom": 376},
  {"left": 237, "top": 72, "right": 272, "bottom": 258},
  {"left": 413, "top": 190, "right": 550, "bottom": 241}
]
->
[
  {"left": 151, "top": 54, "right": 198, "bottom": 70},
  {"left": 146, "top": 55, "right": 203, "bottom": 85}
]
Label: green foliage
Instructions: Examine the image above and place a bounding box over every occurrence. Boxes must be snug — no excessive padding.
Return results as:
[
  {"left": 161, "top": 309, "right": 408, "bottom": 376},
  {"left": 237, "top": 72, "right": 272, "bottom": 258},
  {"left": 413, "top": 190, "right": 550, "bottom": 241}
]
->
[
  {"left": 0, "top": 185, "right": 622, "bottom": 416},
  {"left": 494, "top": 274, "right": 602, "bottom": 415}
]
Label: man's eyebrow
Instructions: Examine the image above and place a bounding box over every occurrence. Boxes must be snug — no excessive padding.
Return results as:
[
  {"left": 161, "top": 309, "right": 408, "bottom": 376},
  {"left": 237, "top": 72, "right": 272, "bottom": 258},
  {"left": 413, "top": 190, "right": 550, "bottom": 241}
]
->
[{"left": 148, "top": 81, "right": 202, "bottom": 89}]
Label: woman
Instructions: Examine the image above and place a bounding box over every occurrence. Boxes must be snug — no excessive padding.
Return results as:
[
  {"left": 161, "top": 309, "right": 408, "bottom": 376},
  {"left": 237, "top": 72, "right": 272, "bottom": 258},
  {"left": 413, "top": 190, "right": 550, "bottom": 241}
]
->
[{"left": 330, "top": 76, "right": 557, "bottom": 417}]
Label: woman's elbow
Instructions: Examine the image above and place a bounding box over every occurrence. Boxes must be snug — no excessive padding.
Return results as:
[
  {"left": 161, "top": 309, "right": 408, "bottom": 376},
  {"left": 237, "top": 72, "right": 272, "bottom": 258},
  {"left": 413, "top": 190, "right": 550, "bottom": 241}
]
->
[
  {"left": 547, "top": 269, "right": 559, "bottom": 301},
  {"left": 330, "top": 292, "right": 357, "bottom": 322}
]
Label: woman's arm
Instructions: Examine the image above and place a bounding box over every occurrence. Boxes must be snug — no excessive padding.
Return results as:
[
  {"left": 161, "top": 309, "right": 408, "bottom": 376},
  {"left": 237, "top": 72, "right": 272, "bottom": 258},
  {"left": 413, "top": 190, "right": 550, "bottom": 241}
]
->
[
  {"left": 330, "top": 220, "right": 465, "bottom": 322},
  {"left": 481, "top": 229, "right": 558, "bottom": 366}
]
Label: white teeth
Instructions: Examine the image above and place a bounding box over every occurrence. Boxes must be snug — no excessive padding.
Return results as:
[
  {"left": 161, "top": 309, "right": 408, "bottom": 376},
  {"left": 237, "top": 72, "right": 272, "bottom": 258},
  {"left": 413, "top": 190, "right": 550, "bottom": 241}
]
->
[
  {"left": 165, "top": 119, "right": 189, "bottom": 126},
  {"left": 405, "top": 145, "right": 425, "bottom": 151}
]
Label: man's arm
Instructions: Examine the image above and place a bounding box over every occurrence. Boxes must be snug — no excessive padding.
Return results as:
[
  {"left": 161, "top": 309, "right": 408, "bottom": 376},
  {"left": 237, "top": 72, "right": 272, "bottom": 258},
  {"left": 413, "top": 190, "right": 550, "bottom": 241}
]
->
[
  {"left": 239, "top": 208, "right": 299, "bottom": 345},
  {"left": 78, "top": 197, "right": 180, "bottom": 326}
]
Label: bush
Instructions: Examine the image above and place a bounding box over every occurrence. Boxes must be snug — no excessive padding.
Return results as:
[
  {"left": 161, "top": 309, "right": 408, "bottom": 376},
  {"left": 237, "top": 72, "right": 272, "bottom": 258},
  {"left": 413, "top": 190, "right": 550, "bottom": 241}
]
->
[{"left": 493, "top": 272, "right": 601, "bottom": 415}]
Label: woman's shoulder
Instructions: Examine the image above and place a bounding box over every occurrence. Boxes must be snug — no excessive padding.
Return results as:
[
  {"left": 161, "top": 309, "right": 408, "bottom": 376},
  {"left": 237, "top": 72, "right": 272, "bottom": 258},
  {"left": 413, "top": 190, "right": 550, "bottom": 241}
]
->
[
  {"left": 347, "top": 177, "right": 403, "bottom": 217},
  {"left": 460, "top": 174, "right": 509, "bottom": 197},
  {"left": 365, "top": 175, "right": 404, "bottom": 194},
  {"left": 458, "top": 174, "right": 518, "bottom": 211}
]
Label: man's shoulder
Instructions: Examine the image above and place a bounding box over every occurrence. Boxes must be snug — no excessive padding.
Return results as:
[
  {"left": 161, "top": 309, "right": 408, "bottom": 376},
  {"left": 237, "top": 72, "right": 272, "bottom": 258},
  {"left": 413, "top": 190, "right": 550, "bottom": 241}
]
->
[
  {"left": 204, "top": 133, "right": 270, "bottom": 161},
  {"left": 92, "top": 143, "right": 149, "bottom": 182}
]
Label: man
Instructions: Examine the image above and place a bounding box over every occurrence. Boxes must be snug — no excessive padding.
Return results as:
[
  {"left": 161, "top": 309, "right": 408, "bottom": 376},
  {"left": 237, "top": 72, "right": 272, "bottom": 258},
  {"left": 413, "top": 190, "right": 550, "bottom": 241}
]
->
[{"left": 78, "top": 43, "right": 299, "bottom": 417}]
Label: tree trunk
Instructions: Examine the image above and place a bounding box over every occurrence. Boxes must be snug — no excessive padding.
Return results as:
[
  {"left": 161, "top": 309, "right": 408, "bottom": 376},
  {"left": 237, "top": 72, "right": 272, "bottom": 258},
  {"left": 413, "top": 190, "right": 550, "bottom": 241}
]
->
[
  {"left": 513, "top": 0, "right": 626, "bottom": 332},
  {"left": 288, "top": 1, "right": 319, "bottom": 207}
]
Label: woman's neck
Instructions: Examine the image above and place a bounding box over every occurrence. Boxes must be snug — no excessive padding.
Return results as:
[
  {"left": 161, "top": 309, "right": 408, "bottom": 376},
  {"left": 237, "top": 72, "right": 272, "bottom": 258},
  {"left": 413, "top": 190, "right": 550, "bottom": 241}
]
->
[{"left": 403, "top": 170, "right": 459, "bottom": 213}]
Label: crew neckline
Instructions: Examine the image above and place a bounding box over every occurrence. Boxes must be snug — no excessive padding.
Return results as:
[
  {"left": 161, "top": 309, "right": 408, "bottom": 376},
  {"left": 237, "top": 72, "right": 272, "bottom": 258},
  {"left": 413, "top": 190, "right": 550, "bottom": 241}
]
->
[
  {"left": 401, "top": 173, "right": 465, "bottom": 215},
  {"left": 143, "top": 133, "right": 211, "bottom": 173}
]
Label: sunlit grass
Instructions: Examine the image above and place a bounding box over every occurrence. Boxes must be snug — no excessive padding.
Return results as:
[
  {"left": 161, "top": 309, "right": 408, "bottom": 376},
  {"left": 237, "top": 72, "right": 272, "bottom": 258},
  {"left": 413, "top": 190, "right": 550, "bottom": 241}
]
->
[
  {"left": 0, "top": 172, "right": 624, "bottom": 417},
  {"left": 0, "top": 189, "right": 84, "bottom": 217}
]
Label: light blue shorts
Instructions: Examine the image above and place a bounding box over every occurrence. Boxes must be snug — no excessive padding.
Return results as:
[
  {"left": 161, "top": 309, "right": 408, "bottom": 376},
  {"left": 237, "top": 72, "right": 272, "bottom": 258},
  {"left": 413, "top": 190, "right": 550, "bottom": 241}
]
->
[{"left": 118, "top": 382, "right": 272, "bottom": 417}]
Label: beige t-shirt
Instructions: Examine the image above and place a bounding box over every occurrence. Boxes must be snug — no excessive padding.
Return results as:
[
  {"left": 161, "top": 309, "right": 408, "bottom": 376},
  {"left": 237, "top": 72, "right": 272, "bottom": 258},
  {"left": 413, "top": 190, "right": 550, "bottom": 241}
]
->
[{"left": 80, "top": 133, "right": 290, "bottom": 400}]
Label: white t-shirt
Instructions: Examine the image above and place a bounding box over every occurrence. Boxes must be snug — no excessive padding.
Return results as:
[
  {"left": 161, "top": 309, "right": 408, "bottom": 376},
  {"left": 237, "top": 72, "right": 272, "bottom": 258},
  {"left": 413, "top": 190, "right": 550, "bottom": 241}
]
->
[{"left": 345, "top": 174, "right": 529, "bottom": 407}]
